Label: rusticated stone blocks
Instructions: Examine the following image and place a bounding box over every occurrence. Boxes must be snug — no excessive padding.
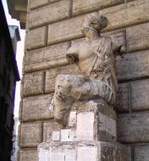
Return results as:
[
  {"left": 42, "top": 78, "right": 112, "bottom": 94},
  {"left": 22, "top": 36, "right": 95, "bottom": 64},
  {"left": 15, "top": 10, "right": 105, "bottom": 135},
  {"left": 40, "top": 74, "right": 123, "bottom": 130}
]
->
[
  {"left": 20, "top": 122, "right": 42, "bottom": 147},
  {"left": 26, "top": 27, "right": 46, "bottom": 49},
  {"left": 28, "top": 0, "right": 71, "bottom": 28},
  {"left": 118, "top": 112, "right": 149, "bottom": 143},
  {"left": 22, "top": 95, "right": 53, "bottom": 121},
  {"left": 22, "top": 71, "right": 44, "bottom": 96},
  {"left": 19, "top": 149, "right": 38, "bottom": 161}
]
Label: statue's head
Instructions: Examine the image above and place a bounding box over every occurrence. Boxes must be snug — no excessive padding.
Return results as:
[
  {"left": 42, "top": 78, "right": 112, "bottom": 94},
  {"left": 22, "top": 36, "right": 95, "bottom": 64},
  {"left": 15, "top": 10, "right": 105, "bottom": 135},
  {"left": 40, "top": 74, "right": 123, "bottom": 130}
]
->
[{"left": 81, "top": 13, "right": 108, "bottom": 35}]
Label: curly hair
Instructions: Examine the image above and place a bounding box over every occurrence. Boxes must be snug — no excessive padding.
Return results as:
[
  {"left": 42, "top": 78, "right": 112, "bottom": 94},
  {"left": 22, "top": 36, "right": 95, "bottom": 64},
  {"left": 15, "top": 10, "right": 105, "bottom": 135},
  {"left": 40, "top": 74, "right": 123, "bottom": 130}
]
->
[{"left": 81, "top": 13, "right": 108, "bottom": 34}]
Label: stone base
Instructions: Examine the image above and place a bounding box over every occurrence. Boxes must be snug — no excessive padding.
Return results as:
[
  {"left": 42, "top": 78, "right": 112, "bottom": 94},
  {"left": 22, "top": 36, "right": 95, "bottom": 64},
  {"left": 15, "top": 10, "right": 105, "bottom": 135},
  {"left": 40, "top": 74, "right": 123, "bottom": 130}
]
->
[
  {"left": 72, "top": 100, "right": 117, "bottom": 142},
  {"left": 38, "top": 100, "right": 125, "bottom": 161},
  {"left": 38, "top": 141, "right": 130, "bottom": 161}
]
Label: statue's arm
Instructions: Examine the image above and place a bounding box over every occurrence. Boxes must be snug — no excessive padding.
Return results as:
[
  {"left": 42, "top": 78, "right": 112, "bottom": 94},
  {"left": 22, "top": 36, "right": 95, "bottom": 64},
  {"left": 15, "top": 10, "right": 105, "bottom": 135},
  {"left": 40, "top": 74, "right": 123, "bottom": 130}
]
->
[{"left": 66, "top": 46, "right": 79, "bottom": 64}]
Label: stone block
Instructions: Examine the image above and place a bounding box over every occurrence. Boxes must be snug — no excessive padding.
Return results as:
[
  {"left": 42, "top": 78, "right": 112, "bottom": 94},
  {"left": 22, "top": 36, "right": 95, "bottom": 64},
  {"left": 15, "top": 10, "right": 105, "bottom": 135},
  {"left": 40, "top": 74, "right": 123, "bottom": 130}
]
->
[
  {"left": 76, "top": 100, "right": 117, "bottom": 142},
  {"left": 19, "top": 149, "right": 38, "bottom": 161},
  {"left": 45, "top": 64, "right": 80, "bottom": 93},
  {"left": 98, "top": 142, "right": 131, "bottom": 161},
  {"left": 127, "top": 23, "right": 149, "bottom": 52},
  {"left": 76, "top": 112, "right": 94, "bottom": 141},
  {"left": 48, "top": 15, "right": 85, "bottom": 45},
  {"left": 22, "top": 71, "right": 44, "bottom": 96},
  {"left": 61, "top": 129, "right": 76, "bottom": 142},
  {"left": 118, "top": 112, "right": 149, "bottom": 143},
  {"left": 26, "top": 26, "right": 46, "bottom": 49},
  {"left": 22, "top": 95, "right": 52, "bottom": 121},
  {"left": 117, "top": 79, "right": 149, "bottom": 112},
  {"left": 43, "top": 121, "right": 63, "bottom": 141},
  {"left": 38, "top": 143, "right": 76, "bottom": 161},
  {"left": 29, "top": 0, "right": 48, "bottom": 9},
  {"left": 73, "top": 0, "right": 123, "bottom": 15},
  {"left": 38, "top": 141, "right": 130, "bottom": 161},
  {"left": 117, "top": 50, "right": 149, "bottom": 80},
  {"left": 24, "top": 42, "right": 69, "bottom": 72},
  {"left": 134, "top": 144, "right": 149, "bottom": 161},
  {"left": 28, "top": 0, "right": 70, "bottom": 28},
  {"left": 100, "top": 0, "right": 149, "bottom": 31},
  {"left": 20, "top": 122, "right": 42, "bottom": 147},
  {"left": 77, "top": 145, "right": 97, "bottom": 161}
]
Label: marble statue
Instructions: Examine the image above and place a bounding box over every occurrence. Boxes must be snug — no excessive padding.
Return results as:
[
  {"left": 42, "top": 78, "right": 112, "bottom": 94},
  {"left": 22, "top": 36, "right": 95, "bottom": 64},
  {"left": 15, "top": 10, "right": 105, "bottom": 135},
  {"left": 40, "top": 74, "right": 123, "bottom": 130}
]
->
[{"left": 49, "top": 13, "right": 125, "bottom": 126}]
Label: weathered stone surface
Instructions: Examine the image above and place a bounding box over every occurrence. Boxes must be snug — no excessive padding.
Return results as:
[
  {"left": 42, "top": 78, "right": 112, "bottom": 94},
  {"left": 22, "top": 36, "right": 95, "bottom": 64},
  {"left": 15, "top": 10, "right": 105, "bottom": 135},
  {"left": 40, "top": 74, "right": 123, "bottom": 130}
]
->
[
  {"left": 43, "top": 121, "right": 63, "bottom": 141},
  {"left": 38, "top": 142, "right": 130, "bottom": 161},
  {"left": 26, "top": 27, "right": 46, "bottom": 49},
  {"left": 73, "top": 0, "right": 123, "bottom": 15},
  {"left": 117, "top": 79, "right": 149, "bottom": 112},
  {"left": 127, "top": 23, "right": 149, "bottom": 52},
  {"left": 49, "top": 0, "right": 61, "bottom": 2},
  {"left": 28, "top": 0, "right": 70, "bottom": 28},
  {"left": 101, "top": 0, "right": 149, "bottom": 31},
  {"left": 20, "top": 122, "right": 42, "bottom": 147},
  {"left": 77, "top": 145, "right": 97, "bottom": 161},
  {"left": 117, "top": 50, "right": 149, "bottom": 80},
  {"left": 118, "top": 112, "right": 149, "bottom": 143},
  {"left": 22, "top": 95, "right": 52, "bottom": 121},
  {"left": 19, "top": 149, "right": 38, "bottom": 161},
  {"left": 29, "top": 0, "right": 48, "bottom": 9},
  {"left": 72, "top": 100, "right": 117, "bottom": 142},
  {"left": 135, "top": 144, "right": 149, "bottom": 161},
  {"left": 22, "top": 71, "right": 44, "bottom": 96},
  {"left": 99, "top": 142, "right": 131, "bottom": 161},
  {"left": 45, "top": 64, "right": 80, "bottom": 93},
  {"left": 48, "top": 15, "right": 85, "bottom": 44},
  {"left": 24, "top": 42, "right": 69, "bottom": 72}
]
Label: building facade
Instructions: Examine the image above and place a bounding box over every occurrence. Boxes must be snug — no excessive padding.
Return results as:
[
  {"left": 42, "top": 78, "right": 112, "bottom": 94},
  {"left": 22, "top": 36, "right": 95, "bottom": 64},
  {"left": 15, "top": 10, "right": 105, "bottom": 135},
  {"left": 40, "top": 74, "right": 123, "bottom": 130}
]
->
[{"left": 8, "top": 0, "right": 149, "bottom": 161}]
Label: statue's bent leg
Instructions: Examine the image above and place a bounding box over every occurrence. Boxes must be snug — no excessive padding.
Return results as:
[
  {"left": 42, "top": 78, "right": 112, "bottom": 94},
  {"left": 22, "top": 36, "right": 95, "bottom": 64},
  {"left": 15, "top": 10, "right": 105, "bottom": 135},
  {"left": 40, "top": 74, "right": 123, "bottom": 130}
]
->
[
  {"left": 88, "top": 79, "right": 116, "bottom": 105},
  {"left": 51, "top": 74, "right": 87, "bottom": 125}
]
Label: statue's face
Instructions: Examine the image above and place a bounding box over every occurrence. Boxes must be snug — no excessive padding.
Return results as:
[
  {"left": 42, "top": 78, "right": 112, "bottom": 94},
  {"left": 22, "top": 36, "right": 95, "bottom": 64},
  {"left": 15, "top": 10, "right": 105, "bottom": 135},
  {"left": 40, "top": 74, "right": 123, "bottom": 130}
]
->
[{"left": 83, "top": 26, "right": 99, "bottom": 38}]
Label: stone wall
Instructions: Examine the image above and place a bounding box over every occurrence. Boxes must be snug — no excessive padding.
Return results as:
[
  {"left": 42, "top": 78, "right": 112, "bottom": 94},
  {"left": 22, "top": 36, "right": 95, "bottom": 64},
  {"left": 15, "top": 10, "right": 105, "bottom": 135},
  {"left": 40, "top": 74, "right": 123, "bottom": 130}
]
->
[{"left": 19, "top": 0, "right": 149, "bottom": 161}]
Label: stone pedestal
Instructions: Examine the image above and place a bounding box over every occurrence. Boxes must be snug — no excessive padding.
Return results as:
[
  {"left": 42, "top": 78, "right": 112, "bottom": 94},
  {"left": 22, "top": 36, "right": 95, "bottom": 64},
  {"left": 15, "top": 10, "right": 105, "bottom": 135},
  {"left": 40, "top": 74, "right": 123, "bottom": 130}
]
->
[{"left": 38, "top": 100, "right": 130, "bottom": 161}]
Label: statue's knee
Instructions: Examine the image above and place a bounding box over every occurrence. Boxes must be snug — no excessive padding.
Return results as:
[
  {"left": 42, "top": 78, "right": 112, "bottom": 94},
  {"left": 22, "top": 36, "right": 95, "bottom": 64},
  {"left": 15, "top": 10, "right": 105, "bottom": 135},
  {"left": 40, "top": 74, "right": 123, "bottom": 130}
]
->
[
  {"left": 55, "top": 75, "right": 72, "bottom": 97},
  {"left": 56, "top": 74, "right": 72, "bottom": 89}
]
